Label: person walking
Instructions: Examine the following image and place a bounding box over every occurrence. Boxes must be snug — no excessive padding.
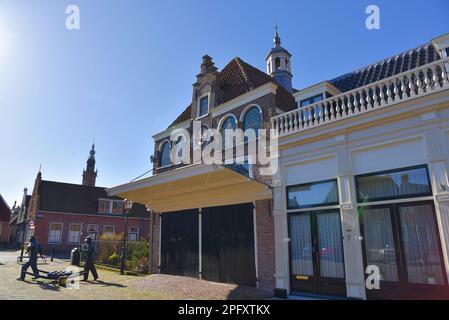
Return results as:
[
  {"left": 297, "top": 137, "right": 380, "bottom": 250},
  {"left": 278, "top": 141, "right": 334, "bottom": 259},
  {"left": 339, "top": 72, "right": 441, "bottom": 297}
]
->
[
  {"left": 17, "top": 236, "right": 43, "bottom": 281},
  {"left": 81, "top": 236, "right": 98, "bottom": 281}
]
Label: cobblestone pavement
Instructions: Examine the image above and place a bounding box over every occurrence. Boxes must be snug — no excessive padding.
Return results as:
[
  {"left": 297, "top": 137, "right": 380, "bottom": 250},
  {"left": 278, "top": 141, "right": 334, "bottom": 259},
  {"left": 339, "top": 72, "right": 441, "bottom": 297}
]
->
[{"left": 0, "top": 250, "right": 273, "bottom": 300}]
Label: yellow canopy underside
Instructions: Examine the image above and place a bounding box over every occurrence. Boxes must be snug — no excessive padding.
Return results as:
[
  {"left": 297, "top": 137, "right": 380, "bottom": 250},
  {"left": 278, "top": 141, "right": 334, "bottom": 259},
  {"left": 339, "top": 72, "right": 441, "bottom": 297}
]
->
[{"left": 108, "top": 164, "right": 272, "bottom": 213}]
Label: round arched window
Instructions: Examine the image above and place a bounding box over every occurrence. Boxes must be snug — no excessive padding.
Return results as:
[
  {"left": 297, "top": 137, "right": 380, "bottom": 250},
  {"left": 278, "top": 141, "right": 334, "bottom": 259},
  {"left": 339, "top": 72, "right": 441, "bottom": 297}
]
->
[
  {"left": 243, "top": 107, "right": 262, "bottom": 134},
  {"left": 220, "top": 116, "right": 237, "bottom": 145},
  {"left": 159, "top": 141, "right": 171, "bottom": 167}
]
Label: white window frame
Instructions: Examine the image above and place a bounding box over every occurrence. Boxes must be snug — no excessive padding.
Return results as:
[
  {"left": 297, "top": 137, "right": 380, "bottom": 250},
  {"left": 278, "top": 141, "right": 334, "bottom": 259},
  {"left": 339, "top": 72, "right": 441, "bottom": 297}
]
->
[
  {"left": 111, "top": 201, "right": 124, "bottom": 214},
  {"left": 128, "top": 226, "right": 139, "bottom": 241},
  {"left": 67, "top": 223, "right": 82, "bottom": 245},
  {"left": 48, "top": 222, "right": 63, "bottom": 244},
  {"left": 103, "top": 225, "right": 116, "bottom": 237},
  {"left": 196, "top": 93, "right": 210, "bottom": 120},
  {"left": 98, "top": 199, "right": 111, "bottom": 214}
]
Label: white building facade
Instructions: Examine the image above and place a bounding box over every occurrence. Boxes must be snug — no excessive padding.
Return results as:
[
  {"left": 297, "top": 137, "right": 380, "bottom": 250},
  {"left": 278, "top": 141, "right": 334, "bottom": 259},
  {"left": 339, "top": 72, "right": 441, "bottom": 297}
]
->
[{"left": 271, "top": 34, "right": 449, "bottom": 299}]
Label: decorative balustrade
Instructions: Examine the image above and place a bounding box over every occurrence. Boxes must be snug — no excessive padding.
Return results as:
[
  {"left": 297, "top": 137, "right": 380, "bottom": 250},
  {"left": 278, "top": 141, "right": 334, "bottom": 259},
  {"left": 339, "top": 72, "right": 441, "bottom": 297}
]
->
[{"left": 272, "top": 58, "right": 449, "bottom": 137}]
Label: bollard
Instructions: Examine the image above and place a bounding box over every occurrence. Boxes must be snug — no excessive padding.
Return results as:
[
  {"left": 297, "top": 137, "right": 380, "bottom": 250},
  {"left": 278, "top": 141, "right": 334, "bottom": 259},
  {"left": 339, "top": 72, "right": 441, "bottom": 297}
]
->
[
  {"left": 51, "top": 246, "right": 55, "bottom": 262},
  {"left": 20, "top": 247, "right": 24, "bottom": 263}
]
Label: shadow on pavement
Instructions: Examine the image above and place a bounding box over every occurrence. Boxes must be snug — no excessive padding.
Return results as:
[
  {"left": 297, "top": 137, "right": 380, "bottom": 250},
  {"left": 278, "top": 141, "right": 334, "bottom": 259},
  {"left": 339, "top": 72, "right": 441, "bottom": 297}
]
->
[{"left": 95, "top": 280, "right": 127, "bottom": 288}]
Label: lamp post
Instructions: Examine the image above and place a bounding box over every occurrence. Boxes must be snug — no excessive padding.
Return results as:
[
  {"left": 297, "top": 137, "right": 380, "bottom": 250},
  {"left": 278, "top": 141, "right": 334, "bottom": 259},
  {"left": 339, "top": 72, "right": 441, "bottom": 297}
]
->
[{"left": 120, "top": 199, "right": 133, "bottom": 275}]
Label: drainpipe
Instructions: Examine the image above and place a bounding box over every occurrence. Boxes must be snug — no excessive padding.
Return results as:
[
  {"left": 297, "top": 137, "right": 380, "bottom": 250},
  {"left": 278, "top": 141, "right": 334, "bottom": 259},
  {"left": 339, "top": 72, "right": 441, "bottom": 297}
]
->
[
  {"left": 253, "top": 201, "right": 259, "bottom": 288},
  {"left": 198, "top": 208, "right": 202, "bottom": 280}
]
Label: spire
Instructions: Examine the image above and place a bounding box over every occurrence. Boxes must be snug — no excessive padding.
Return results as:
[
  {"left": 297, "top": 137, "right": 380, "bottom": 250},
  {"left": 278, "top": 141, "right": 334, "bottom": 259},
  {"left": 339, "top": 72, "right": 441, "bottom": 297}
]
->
[
  {"left": 82, "top": 144, "right": 97, "bottom": 187},
  {"left": 265, "top": 24, "right": 293, "bottom": 93},
  {"left": 274, "top": 24, "right": 281, "bottom": 47}
]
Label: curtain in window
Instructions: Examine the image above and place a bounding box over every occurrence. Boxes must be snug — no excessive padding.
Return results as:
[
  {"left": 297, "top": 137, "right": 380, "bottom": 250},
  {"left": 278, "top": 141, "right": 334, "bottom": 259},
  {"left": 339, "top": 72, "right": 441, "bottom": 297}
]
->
[
  {"left": 399, "top": 204, "right": 444, "bottom": 285},
  {"left": 68, "top": 224, "right": 81, "bottom": 244},
  {"left": 287, "top": 180, "right": 339, "bottom": 209},
  {"left": 363, "top": 207, "right": 398, "bottom": 281},
  {"left": 49, "top": 224, "right": 62, "bottom": 243},
  {"left": 317, "top": 212, "right": 345, "bottom": 278},
  {"left": 357, "top": 167, "right": 430, "bottom": 201},
  {"left": 290, "top": 214, "right": 313, "bottom": 276}
]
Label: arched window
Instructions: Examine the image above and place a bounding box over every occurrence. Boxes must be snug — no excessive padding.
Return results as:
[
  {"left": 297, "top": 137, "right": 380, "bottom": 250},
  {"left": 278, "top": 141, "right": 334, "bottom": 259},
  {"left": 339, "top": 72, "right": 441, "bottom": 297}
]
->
[
  {"left": 220, "top": 116, "right": 237, "bottom": 148},
  {"left": 243, "top": 106, "right": 262, "bottom": 135},
  {"left": 159, "top": 141, "right": 171, "bottom": 167}
]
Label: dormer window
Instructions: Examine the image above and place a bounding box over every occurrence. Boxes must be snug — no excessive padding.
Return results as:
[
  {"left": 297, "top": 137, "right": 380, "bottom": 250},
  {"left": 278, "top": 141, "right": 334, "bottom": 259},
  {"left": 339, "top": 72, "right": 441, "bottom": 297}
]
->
[
  {"left": 98, "top": 199, "right": 124, "bottom": 214},
  {"left": 197, "top": 94, "right": 209, "bottom": 118},
  {"left": 300, "top": 94, "right": 323, "bottom": 108},
  {"left": 98, "top": 199, "right": 110, "bottom": 213},
  {"left": 112, "top": 201, "right": 124, "bottom": 214}
]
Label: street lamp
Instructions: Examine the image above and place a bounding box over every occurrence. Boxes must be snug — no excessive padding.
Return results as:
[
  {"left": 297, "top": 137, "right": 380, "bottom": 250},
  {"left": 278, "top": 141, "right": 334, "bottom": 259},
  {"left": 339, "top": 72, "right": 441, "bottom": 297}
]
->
[{"left": 120, "top": 199, "right": 133, "bottom": 275}]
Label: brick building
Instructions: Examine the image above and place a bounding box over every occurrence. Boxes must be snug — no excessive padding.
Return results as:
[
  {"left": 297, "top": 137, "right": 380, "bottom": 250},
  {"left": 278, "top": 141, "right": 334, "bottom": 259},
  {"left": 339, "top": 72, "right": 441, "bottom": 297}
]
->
[
  {"left": 7, "top": 188, "right": 31, "bottom": 248},
  {"left": 26, "top": 145, "right": 150, "bottom": 253},
  {"left": 108, "top": 30, "right": 296, "bottom": 291},
  {"left": 0, "top": 193, "right": 11, "bottom": 247}
]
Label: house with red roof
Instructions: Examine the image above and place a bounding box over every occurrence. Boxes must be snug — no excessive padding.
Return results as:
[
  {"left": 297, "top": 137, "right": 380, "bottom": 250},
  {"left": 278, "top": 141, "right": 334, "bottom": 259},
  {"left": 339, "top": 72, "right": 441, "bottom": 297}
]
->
[{"left": 25, "top": 145, "right": 151, "bottom": 254}]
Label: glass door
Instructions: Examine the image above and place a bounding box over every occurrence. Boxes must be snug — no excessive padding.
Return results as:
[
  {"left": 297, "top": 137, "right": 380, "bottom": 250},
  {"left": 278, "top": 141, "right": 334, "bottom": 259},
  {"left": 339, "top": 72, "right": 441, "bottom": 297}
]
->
[
  {"left": 289, "top": 210, "right": 346, "bottom": 297},
  {"left": 360, "top": 205, "right": 403, "bottom": 299},
  {"left": 360, "top": 201, "right": 448, "bottom": 299}
]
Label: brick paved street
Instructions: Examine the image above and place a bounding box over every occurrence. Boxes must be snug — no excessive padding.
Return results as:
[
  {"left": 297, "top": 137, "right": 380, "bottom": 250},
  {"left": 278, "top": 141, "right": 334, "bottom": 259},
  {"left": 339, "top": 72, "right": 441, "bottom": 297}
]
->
[{"left": 0, "top": 250, "right": 273, "bottom": 300}]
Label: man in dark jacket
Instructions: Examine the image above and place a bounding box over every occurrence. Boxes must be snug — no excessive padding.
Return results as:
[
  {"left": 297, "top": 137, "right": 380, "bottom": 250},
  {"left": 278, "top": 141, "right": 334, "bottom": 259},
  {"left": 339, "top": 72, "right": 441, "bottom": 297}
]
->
[
  {"left": 81, "top": 236, "right": 98, "bottom": 281},
  {"left": 18, "top": 236, "right": 43, "bottom": 280}
]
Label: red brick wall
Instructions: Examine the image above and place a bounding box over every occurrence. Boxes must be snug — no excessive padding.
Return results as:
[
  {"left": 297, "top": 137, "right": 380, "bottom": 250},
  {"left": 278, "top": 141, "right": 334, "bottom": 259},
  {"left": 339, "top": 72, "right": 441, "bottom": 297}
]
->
[
  {"left": 150, "top": 212, "right": 160, "bottom": 274},
  {"left": 255, "top": 199, "right": 275, "bottom": 290},
  {"left": 33, "top": 211, "right": 150, "bottom": 254}
]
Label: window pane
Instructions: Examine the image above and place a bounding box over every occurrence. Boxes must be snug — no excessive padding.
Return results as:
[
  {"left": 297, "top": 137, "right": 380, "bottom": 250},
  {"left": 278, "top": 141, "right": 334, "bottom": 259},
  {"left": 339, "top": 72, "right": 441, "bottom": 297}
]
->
[
  {"left": 243, "top": 107, "right": 262, "bottom": 134},
  {"left": 362, "top": 207, "right": 398, "bottom": 281},
  {"left": 68, "top": 224, "right": 81, "bottom": 244},
  {"left": 160, "top": 142, "right": 171, "bottom": 167},
  {"left": 287, "top": 180, "right": 339, "bottom": 209},
  {"left": 357, "top": 167, "right": 431, "bottom": 202},
  {"left": 290, "top": 214, "right": 313, "bottom": 276},
  {"left": 199, "top": 96, "right": 208, "bottom": 117},
  {"left": 112, "top": 202, "right": 123, "bottom": 214},
  {"left": 99, "top": 200, "right": 109, "bottom": 213},
  {"left": 399, "top": 204, "right": 444, "bottom": 285},
  {"left": 317, "top": 212, "right": 345, "bottom": 278},
  {"left": 49, "top": 224, "right": 62, "bottom": 243}
]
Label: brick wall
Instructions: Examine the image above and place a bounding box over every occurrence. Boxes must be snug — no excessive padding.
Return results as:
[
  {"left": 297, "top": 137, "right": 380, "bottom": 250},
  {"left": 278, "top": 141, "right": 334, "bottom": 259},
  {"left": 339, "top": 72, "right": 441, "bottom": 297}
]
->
[
  {"left": 150, "top": 212, "right": 160, "bottom": 274},
  {"left": 255, "top": 199, "right": 275, "bottom": 290},
  {"left": 33, "top": 211, "right": 150, "bottom": 254}
]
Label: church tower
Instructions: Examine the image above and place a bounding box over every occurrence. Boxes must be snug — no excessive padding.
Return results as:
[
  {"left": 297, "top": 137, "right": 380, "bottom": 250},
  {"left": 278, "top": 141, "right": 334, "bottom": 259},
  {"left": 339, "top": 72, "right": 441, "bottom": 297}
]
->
[
  {"left": 82, "top": 144, "right": 97, "bottom": 187},
  {"left": 265, "top": 26, "right": 293, "bottom": 93}
]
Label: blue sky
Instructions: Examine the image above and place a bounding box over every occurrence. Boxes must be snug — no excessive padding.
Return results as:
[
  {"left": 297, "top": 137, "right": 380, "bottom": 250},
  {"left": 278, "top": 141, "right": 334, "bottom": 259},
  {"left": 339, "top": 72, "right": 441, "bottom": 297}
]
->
[{"left": 0, "top": 0, "right": 448, "bottom": 206}]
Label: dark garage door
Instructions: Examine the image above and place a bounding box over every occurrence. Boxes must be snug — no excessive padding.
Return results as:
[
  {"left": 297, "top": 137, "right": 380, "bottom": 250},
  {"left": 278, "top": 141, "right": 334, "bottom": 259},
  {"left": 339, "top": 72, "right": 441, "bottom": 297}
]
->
[
  {"left": 160, "top": 210, "right": 198, "bottom": 277},
  {"left": 202, "top": 203, "right": 256, "bottom": 286}
]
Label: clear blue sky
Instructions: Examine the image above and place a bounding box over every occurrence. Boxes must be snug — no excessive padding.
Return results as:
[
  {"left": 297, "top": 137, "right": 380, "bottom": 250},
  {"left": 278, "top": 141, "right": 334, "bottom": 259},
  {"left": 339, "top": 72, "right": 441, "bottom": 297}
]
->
[{"left": 0, "top": 0, "right": 448, "bottom": 206}]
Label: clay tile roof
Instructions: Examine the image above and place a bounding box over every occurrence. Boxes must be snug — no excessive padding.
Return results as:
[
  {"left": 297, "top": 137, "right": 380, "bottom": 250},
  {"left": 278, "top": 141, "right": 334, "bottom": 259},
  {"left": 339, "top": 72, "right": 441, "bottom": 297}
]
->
[
  {"left": 38, "top": 180, "right": 149, "bottom": 218},
  {"left": 217, "top": 57, "right": 277, "bottom": 104},
  {"left": 169, "top": 104, "right": 192, "bottom": 127},
  {"left": 169, "top": 57, "right": 296, "bottom": 127},
  {"left": 330, "top": 43, "right": 441, "bottom": 92}
]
